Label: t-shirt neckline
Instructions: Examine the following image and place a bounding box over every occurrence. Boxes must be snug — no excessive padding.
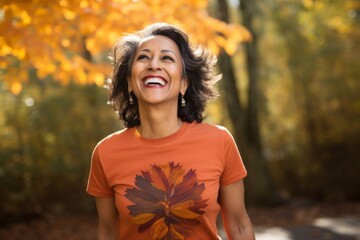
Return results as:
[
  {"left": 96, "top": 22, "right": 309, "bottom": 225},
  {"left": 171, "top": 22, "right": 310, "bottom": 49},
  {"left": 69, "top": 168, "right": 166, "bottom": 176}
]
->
[{"left": 132, "top": 121, "right": 192, "bottom": 145}]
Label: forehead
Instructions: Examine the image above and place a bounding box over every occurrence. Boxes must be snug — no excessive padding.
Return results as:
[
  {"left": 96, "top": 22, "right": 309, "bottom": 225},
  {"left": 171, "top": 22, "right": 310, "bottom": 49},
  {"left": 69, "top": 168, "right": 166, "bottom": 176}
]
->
[{"left": 137, "top": 35, "right": 180, "bottom": 53}]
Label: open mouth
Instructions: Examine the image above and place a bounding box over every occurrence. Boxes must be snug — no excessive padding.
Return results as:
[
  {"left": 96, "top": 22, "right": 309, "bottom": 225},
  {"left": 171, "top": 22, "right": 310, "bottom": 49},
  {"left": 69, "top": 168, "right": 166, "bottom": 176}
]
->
[{"left": 144, "top": 77, "right": 167, "bottom": 87}]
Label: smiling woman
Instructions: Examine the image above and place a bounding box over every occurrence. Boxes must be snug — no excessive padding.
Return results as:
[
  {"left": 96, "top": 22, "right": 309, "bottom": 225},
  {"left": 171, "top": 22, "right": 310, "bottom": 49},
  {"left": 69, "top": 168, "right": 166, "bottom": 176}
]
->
[{"left": 86, "top": 23, "right": 255, "bottom": 240}]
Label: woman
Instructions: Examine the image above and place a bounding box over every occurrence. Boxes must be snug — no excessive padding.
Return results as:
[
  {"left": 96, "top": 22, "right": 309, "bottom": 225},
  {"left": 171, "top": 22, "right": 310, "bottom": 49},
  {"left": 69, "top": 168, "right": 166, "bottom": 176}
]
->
[{"left": 87, "top": 23, "right": 255, "bottom": 240}]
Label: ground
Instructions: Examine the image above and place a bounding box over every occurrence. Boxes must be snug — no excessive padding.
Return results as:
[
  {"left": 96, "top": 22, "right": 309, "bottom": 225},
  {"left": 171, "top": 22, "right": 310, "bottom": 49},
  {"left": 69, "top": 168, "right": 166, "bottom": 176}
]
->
[
  {"left": 0, "top": 202, "right": 359, "bottom": 240},
  {"left": 247, "top": 201, "right": 360, "bottom": 240}
]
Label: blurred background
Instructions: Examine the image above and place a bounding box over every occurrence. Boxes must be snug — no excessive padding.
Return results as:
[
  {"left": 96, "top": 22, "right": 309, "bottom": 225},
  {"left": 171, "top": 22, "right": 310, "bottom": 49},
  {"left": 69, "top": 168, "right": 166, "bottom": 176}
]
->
[{"left": 0, "top": 0, "right": 359, "bottom": 239}]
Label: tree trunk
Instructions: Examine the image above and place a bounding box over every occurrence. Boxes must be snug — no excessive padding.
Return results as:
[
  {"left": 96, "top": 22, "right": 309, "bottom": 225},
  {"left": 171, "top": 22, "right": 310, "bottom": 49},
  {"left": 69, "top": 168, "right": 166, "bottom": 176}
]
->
[
  {"left": 215, "top": 0, "right": 277, "bottom": 204},
  {"left": 215, "top": 0, "right": 245, "bottom": 143},
  {"left": 239, "top": 0, "right": 261, "bottom": 148}
]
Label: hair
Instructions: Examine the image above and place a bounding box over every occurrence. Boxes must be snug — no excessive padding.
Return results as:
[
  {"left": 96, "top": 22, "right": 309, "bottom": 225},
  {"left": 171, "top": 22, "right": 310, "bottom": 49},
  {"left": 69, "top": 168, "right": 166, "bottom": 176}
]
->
[{"left": 107, "top": 23, "right": 221, "bottom": 128}]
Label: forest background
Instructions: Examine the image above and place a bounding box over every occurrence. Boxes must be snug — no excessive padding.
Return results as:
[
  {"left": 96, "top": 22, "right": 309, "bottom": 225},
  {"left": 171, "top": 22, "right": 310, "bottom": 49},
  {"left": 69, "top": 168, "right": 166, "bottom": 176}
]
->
[{"left": 0, "top": 0, "right": 359, "bottom": 227}]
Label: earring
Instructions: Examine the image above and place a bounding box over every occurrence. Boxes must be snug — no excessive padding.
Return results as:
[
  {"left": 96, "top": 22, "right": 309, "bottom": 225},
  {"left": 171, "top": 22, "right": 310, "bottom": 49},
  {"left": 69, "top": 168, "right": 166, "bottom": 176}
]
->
[
  {"left": 129, "top": 94, "right": 134, "bottom": 105},
  {"left": 181, "top": 94, "right": 186, "bottom": 107}
]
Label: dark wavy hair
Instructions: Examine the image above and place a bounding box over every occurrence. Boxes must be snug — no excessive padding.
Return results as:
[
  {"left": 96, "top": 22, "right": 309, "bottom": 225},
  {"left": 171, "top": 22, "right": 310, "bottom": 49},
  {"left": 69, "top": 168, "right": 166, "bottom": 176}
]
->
[{"left": 107, "top": 23, "right": 220, "bottom": 128}]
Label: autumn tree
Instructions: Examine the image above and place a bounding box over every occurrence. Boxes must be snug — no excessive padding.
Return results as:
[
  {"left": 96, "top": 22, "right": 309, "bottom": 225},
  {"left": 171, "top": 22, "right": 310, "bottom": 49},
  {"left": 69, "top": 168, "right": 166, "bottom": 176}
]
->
[
  {"left": 0, "top": 0, "right": 254, "bottom": 220},
  {"left": 0, "top": 0, "right": 249, "bottom": 93}
]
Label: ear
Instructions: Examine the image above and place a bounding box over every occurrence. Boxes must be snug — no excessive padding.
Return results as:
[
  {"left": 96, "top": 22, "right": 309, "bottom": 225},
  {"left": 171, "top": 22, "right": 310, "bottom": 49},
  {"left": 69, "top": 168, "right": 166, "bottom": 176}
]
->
[{"left": 180, "top": 78, "right": 189, "bottom": 96}]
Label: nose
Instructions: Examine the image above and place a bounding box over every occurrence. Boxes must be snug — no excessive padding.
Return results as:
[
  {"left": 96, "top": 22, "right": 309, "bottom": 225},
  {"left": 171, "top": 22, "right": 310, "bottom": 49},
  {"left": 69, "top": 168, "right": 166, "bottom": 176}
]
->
[{"left": 148, "top": 57, "right": 161, "bottom": 70}]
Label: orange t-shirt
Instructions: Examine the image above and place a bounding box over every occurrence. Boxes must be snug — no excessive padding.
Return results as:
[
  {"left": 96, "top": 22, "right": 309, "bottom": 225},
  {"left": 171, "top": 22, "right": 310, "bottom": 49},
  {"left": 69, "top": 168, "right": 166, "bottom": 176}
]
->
[{"left": 87, "top": 122, "right": 247, "bottom": 240}]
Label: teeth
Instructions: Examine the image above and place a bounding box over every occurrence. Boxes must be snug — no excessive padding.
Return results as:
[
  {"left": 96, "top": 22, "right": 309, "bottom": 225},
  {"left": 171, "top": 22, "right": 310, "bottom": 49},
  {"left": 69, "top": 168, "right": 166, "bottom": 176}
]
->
[{"left": 144, "top": 78, "right": 166, "bottom": 86}]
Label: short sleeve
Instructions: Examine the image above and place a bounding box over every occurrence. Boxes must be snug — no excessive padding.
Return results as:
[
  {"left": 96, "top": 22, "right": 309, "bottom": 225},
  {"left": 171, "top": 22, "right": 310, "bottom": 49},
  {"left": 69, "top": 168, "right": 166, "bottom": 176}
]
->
[
  {"left": 86, "top": 145, "right": 114, "bottom": 197},
  {"left": 220, "top": 129, "right": 247, "bottom": 186}
]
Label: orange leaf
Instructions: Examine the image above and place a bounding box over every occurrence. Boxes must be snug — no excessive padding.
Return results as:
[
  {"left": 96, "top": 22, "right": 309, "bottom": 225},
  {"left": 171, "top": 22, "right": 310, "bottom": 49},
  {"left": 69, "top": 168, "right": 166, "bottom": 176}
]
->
[
  {"left": 150, "top": 218, "right": 168, "bottom": 240},
  {"left": 170, "top": 224, "right": 185, "bottom": 239},
  {"left": 167, "top": 166, "right": 185, "bottom": 187},
  {"left": 171, "top": 200, "right": 200, "bottom": 219},
  {"left": 150, "top": 164, "right": 170, "bottom": 192}
]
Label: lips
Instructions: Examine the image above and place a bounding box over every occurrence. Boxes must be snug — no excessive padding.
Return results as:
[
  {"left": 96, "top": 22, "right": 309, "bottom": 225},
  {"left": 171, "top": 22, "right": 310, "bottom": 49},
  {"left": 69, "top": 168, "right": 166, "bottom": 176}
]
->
[{"left": 143, "top": 76, "right": 167, "bottom": 87}]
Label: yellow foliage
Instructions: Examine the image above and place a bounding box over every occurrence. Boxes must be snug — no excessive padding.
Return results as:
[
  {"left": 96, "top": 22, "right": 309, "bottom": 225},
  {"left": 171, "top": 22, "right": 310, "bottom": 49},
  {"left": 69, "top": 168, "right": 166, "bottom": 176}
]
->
[
  {"left": 85, "top": 37, "right": 97, "bottom": 53},
  {"left": 328, "top": 16, "right": 351, "bottom": 33},
  {"left": 314, "top": 1, "right": 326, "bottom": 10},
  {"left": 5, "top": 66, "right": 28, "bottom": 94},
  {"left": 74, "top": 68, "right": 87, "bottom": 84},
  {"left": 63, "top": 9, "right": 77, "bottom": 20},
  {"left": 34, "top": 58, "right": 56, "bottom": 79},
  {"left": 61, "top": 38, "right": 71, "bottom": 47},
  {"left": 91, "top": 72, "right": 105, "bottom": 86},
  {"left": 10, "top": 82, "right": 23, "bottom": 95},
  {"left": 298, "top": 0, "right": 355, "bottom": 40},
  {"left": 59, "top": 0, "right": 69, "bottom": 7},
  {"left": 12, "top": 47, "right": 26, "bottom": 60},
  {"left": 0, "top": 41, "right": 12, "bottom": 56},
  {"left": 345, "top": 0, "right": 360, "bottom": 9},
  {"left": 0, "top": 61, "right": 6, "bottom": 69},
  {"left": 19, "top": 10, "right": 32, "bottom": 26},
  {"left": 0, "top": 0, "right": 250, "bottom": 93}
]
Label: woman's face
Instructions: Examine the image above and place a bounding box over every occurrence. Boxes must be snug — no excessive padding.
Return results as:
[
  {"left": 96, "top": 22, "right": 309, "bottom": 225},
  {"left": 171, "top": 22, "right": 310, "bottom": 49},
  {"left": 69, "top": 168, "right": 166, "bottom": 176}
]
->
[{"left": 128, "top": 35, "right": 188, "bottom": 108}]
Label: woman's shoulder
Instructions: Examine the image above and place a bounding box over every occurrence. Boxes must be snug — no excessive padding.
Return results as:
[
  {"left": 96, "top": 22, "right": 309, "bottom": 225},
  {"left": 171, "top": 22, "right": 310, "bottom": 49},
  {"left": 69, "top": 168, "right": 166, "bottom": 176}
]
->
[
  {"left": 96, "top": 127, "right": 132, "bottom": 148},
  {"left": 191, "top": 122, "right": 232, "bottom": 136}
]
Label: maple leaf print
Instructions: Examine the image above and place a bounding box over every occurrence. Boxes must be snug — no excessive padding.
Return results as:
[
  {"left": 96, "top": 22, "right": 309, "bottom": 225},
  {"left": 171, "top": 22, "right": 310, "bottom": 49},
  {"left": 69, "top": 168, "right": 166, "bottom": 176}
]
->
[{"left": 125, "top": 162, "right": 208, "bottom": 240}]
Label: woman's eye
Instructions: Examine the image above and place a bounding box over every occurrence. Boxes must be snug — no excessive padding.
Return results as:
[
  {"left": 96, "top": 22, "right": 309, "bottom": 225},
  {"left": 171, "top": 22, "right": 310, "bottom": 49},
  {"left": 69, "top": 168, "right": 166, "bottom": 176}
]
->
[
  {"left": 162, "top": 55, "right": 175, "bottom": 61},
  {"left": 137, "top": 54, "right": 149, "bottom": 60}
]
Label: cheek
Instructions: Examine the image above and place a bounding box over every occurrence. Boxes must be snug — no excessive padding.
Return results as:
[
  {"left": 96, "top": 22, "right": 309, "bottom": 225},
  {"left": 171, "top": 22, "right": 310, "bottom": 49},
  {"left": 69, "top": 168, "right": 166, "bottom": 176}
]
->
[
  {"left": 170, "top": 65, "right": 184, "bottom": 78},
  {"left": 131, "top": 60, "right": 146, "bottom": 74},
  {"left": 128, "top": 76, "right": 139, "bottom": 92},
  {"left": 130, "top": 64, "right": 140, "bottom": 77},
  {"left": 129, "top": 65, "right": 143, "bottom": 83}
]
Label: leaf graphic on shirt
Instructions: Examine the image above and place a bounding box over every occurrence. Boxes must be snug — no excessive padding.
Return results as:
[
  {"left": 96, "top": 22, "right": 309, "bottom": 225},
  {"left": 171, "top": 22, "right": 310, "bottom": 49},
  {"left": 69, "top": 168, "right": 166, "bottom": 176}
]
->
[
  {"left": 125, "top": 162, "right": 208, "bottom": 240},
  {"left": 151, "top": 218, "right": 168, "bottom": 239},
  {"left": 149, "top": 162, "right": 186, "bottom": 194},
  {"left": 170, "top": 225, "right": 184, "bottom": 239},
  {"left": 171, "top": 200, "right": 201, "bottom": 219},
  {"left": 131, "top": 213, "right": 156, "bottom": 224}
]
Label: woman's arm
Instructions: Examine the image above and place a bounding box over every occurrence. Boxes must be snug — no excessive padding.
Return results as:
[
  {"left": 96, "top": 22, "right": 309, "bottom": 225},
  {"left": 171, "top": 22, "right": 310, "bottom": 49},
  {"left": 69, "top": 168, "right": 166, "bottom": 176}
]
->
[
  {"left": 95, "top": 197, "right": 119, "bottom": 240},
  {"left": 219, "top": 180, "right": 255, "bottom": 240}
]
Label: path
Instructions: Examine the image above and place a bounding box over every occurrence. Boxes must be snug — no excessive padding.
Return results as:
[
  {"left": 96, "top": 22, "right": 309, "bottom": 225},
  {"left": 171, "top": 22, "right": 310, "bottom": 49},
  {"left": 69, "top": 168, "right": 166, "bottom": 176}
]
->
[
  {"left": 0, "top": 202, "right": 359, "bottom": 239},
  {"left": 254, "top": 216, "right": 360, "bottom": 240}
]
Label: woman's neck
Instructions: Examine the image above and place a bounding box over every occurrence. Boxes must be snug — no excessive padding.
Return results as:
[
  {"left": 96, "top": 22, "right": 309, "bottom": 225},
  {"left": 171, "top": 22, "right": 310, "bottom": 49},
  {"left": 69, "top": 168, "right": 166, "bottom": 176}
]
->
[{"left": 137, "top": 104, "right": 182, "bottom": 139}]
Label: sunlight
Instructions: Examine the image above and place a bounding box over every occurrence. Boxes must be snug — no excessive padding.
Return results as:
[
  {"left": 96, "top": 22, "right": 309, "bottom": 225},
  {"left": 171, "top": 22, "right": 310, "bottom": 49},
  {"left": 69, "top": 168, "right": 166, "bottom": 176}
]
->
[
  {"left": 254, "top": 227, "right": 292, "bottom": 240},
  {"left": 313, "top": 216, "right": 360, "bottom": 237}
]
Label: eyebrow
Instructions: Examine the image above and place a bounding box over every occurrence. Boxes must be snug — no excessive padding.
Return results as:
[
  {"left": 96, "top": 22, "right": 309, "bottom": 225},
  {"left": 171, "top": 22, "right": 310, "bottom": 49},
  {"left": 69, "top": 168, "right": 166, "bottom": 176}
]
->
[{"left": 139, "top": 49, "right": 177, "bottom": 56}]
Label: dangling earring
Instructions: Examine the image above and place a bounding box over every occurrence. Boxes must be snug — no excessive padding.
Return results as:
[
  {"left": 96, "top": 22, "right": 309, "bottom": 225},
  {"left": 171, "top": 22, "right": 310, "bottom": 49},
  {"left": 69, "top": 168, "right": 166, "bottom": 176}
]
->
[
  {"left": 129, "top": 93, "right": 134, "bottom": 105},
  {"left": 181, "top": 94, "right": 186, "bottom": 107}
]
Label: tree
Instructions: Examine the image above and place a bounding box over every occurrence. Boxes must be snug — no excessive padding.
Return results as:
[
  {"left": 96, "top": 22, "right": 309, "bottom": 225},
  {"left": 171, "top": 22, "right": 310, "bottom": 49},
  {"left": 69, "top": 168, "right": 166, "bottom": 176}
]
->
[
  {"left": 0, "top": 0, "right": 249, "bottom": 93},
  {"left": 0, "top": 78, "right": 120, "bottom": 220},
  {"left": 213, "top": 0, "right": 277, "bottom": 204},
  {"left": 265, "top": 0, "right": 360, "bottom": 200},
  {"left": 239, "top": 0, "right": 278, "bottom": 204}
]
